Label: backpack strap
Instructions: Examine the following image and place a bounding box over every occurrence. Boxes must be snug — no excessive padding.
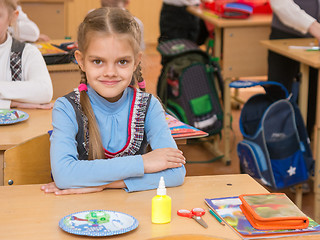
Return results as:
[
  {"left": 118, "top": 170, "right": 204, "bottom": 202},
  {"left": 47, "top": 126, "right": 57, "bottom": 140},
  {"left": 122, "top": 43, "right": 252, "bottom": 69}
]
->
[{"left": 10, "top": 38, "right": 26, "bottom": 81}]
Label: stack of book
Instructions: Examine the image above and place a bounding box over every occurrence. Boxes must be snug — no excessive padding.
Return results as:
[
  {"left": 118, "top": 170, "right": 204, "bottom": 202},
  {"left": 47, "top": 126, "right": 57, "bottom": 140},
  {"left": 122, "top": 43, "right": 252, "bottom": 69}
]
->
[
  {"left": 33, "top": 42, "right": 72, "bottom": 65},
  {"left": 165, "top": 113, "right": 208, "bottom": 140}
]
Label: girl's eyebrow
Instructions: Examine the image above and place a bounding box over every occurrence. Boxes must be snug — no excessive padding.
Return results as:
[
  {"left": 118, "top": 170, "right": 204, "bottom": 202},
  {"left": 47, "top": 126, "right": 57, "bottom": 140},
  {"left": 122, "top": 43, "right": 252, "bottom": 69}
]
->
[
  {"left": 87, "top": 55, "right": 134, "bottom": 60},
  {"left": 87, "top": 55, "right": 103, "bottom": 59},
  {"left": 116, "top": 55, "right": 134, "bottom": 60}
]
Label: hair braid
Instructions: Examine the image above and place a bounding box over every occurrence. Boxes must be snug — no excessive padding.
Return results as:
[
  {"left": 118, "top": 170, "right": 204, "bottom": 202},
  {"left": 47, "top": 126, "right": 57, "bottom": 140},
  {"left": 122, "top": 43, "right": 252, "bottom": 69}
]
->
[
  {"left": 134, "top": 63, "right": 145, "bottom": 91},
  {"left": 79, "top": 69, "right": 105, "bottom": 160}
]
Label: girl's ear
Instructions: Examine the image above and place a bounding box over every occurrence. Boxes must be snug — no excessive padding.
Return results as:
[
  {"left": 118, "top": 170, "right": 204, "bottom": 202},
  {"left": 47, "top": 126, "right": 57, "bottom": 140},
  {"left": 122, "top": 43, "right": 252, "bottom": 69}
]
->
[
  {"left": 10, "top": 10, "right": 19, "bottom": 26},
  {"left": 75, "top": 50, "right": 85, "bottom": 72}
]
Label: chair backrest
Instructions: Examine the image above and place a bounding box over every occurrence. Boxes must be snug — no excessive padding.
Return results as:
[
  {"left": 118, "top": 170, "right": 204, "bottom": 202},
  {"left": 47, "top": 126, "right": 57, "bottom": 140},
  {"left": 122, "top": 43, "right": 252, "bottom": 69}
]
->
[{"left": 4, "top": 133, "right": 52, "bottom": 186}]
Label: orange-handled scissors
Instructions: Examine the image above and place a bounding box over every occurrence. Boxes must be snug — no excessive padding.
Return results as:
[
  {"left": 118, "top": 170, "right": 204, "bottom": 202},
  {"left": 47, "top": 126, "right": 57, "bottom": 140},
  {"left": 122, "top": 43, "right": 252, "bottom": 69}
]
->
[{"left": 177, "top": 207, "right": 208, "bottom": 228}]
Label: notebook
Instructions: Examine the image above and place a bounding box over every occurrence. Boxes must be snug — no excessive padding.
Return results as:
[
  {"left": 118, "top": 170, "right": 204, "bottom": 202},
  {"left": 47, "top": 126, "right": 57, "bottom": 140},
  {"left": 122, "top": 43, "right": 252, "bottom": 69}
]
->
[{"left": 205, "top": 196, "right": 320, "bottom": 240}]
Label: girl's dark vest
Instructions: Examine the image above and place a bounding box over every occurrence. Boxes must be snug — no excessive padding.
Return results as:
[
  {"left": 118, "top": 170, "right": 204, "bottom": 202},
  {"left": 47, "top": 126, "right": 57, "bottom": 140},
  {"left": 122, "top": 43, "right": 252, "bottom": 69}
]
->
[
  {"left": 64, "top": 88, "right": 151, "bottom": 160},
  {"left": 10, "top": 38, "right": 25, "bottom": 81},
  {"left": 272, "top": 0, "right": 320, "bottom": 37}
]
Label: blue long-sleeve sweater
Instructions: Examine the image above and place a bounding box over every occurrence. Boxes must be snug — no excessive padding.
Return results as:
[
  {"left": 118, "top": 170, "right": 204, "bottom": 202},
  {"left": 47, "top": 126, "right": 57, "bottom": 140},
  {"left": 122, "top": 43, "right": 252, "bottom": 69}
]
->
[{"left": 50, "top": 86, "right": 186, "bottom": 192}]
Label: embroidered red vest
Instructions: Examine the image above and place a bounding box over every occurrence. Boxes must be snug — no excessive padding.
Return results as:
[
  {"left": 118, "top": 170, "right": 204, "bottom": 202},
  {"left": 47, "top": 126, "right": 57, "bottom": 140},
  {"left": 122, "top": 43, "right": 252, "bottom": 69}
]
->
[{"left": 65, "top": 87, "right": 151, "bottom": 160}]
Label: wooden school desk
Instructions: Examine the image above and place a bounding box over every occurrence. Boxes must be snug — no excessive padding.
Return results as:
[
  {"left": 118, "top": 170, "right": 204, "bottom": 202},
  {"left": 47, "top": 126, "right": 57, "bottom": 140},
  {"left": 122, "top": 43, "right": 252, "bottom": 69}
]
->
[
  {"left": 261, "top": 38, "right": 320, "bottom": 223},
  {"left": 47, "top": 63, "right": 80, "bottom": 99},
  {"left": 0, "top": 108, "right": 52, "bottom": 186},
  {"left": 1, "top": 174, "right": 319, "bottom": 240},
  {"left": 42, "top": 39, "right": 80, "bottom": 99},
  {"left": 187, "top": 6, "right": 272, "bottom": 164}
]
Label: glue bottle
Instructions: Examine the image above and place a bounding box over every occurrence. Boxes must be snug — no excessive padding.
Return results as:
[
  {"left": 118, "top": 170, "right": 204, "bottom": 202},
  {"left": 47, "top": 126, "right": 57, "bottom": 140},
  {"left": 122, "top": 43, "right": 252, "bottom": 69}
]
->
[{"left": 152, "top": 176, "right": 171, "bottom": 224}]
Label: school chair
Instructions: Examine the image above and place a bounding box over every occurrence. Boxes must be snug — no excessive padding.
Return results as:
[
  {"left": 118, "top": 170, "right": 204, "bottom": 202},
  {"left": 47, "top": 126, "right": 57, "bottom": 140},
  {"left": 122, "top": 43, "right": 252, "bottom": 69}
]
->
[{"left": 3, "top": 133, "right": 52, "bottom": 186}]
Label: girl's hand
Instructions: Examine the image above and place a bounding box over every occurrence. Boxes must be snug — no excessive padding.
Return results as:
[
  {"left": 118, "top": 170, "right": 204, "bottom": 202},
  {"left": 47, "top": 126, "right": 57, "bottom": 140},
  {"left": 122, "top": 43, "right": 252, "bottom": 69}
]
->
[
  {"left": 37, "top": 33, "right": 51, "bottom": 42},
  {"left": 41, "top": 182, "right": 60, "bottom": 193},
  {"left": 308, "top": 21, "right": 320, "bottom": 42},
  {"left": 142, "top": 148, "right": 186, "bottom": 173},
  {"left": 40, "top": 181, "right": 126, "bottom": 195},
  {"left": 41, "top": 182, "right": 105, "bottom": 195},
  {"left": 11, "top": 101, "right": 54, "bottom": 109}
]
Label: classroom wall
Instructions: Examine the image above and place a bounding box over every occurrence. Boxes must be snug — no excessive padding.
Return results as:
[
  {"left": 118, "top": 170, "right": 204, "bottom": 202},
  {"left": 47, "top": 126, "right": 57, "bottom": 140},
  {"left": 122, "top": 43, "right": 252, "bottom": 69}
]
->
[
  {"left": 127, "top": 0, "right": 162, "bottom": 44},
  {"left": 20, "top": 0, "right": 162, "bottom": 44},
  {"left": 65, "top": 0, "right": 100, "bottom": 39},
  {"left": 20, "top": 0, "right": 71, "bottom": 39}
]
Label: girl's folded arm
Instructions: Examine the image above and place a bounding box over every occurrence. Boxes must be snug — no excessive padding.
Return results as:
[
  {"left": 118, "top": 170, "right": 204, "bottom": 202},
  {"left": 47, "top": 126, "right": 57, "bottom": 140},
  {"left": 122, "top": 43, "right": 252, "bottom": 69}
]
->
[
  {"left": 0, "top": 45, "right": 53, "bottom": 104},
  {"left": 123, "top": 95, "right": 186, "bottom": 192},
  {"left": 50, "top": 98, "right": 145, "bottom": 189}
]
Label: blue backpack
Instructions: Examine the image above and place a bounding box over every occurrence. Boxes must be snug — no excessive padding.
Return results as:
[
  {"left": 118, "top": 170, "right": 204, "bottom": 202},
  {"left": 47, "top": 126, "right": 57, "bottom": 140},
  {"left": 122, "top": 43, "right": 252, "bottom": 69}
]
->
[{"left": 231, "top": 80, "right": 314, "bottom": 189}]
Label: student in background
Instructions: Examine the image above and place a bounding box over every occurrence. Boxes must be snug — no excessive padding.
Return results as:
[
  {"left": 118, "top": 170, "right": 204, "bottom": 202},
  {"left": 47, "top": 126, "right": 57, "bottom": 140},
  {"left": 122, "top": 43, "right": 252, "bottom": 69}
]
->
[
  {"left": 0, "top": 0, "right": 53, "bottom": 109},
  {"left": 41, "top": 7, "right": 186, "bottom": 195},
  {"left": 8, "top": 1, "right": 50, "bottom": 42},
  {"left": 157, "top": 0, "right": 208, "bottom": 68},
  {"left": 268, "top": 0, "right": 320, "bottom": 137},
  {"left": 158, "top": 0, "right": 208, "bottom": 45},
  {"left": 100, "top": 0, "right": 145, "bottom": 50}
]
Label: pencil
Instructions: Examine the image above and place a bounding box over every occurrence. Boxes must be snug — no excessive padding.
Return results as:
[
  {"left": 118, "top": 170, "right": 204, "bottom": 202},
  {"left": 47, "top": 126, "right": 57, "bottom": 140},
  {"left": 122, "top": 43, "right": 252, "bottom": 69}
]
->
[{"left": 208, "top": 209, "right": 225, "bottom": 226}]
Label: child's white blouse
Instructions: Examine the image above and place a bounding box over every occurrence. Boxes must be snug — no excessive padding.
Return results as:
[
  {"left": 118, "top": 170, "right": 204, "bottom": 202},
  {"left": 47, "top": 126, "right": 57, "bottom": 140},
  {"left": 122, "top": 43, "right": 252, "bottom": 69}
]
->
[
  {"left": 270, "top": 0, "right": 318, "bottom": 34},
  {"left": 0, "top": 33, "right": 53, "bottom": 109}
]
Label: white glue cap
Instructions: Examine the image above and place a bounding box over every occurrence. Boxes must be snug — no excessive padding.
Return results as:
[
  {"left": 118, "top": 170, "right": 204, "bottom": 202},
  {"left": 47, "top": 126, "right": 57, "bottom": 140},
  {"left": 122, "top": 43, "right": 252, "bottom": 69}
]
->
[{"left": 157, "top": 176, "right": 166, "bottom": 195}]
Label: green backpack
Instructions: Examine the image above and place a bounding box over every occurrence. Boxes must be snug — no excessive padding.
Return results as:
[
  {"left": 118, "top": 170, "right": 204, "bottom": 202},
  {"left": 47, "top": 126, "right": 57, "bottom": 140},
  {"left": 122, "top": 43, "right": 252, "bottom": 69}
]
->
[{"left": 157, "top": 39, "right": 224, "bottom": 136}]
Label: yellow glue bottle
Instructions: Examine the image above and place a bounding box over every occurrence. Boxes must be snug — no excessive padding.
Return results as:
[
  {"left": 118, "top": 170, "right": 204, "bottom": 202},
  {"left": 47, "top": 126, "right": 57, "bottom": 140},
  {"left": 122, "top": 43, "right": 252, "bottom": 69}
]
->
[{"left": 152, "top": 176, "right": 171, "bottom": 224}]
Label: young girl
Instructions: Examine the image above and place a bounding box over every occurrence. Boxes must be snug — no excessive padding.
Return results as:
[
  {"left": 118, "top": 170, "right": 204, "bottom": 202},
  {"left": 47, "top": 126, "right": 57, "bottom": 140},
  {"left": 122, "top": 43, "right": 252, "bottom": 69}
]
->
[
  {"left": 0, "top": 0, "right": 53, "bottom": 109},
  {"left": 41, "top": 7, "right": 186, "bottom": 195}
]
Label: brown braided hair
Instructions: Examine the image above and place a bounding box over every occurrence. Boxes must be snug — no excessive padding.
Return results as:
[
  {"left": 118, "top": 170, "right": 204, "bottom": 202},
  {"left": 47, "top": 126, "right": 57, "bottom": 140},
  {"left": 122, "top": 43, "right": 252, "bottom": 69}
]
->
[{"left": 133, "top": 62, "right": 145, "bottom": 91}]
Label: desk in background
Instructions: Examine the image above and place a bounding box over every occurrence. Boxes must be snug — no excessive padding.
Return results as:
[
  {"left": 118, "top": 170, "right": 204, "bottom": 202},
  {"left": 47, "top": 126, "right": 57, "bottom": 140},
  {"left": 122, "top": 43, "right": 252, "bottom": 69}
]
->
[
  {"left": 261, "top": 38, "right": 320, "bottom": 223},
  {"left": 188, "top": 6, "right": 271, "bottom": 78},
  {"left": 40, "top": 39, "right": 81, "bottom": 99},
  {"left": 187, "top": 6, "right": 272, "bottom": 164},
  {"left": 0, "top": 108, "right": 52, "bottom": 186},
  {"left": 47, "top": 63, "right": 80, "bottom": 99},
  {"left": 0, "top": 174, "right": 312, "bottom": 240}
]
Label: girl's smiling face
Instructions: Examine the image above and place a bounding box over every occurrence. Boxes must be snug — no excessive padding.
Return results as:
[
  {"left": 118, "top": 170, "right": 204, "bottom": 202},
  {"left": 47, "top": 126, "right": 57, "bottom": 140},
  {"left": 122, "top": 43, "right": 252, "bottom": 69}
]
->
[
  {"left": 0, "top": 1, "right": 18, "bottom": 44},
  {"left": 75, "top": 33, "right": 141, "bottom": 102}
]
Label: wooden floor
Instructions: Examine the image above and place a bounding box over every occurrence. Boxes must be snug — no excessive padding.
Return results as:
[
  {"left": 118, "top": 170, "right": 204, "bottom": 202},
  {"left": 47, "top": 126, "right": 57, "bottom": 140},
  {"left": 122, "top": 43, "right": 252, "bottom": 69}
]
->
[{"left": 142, "top": 43, "right": 316, "bottom": 220}]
